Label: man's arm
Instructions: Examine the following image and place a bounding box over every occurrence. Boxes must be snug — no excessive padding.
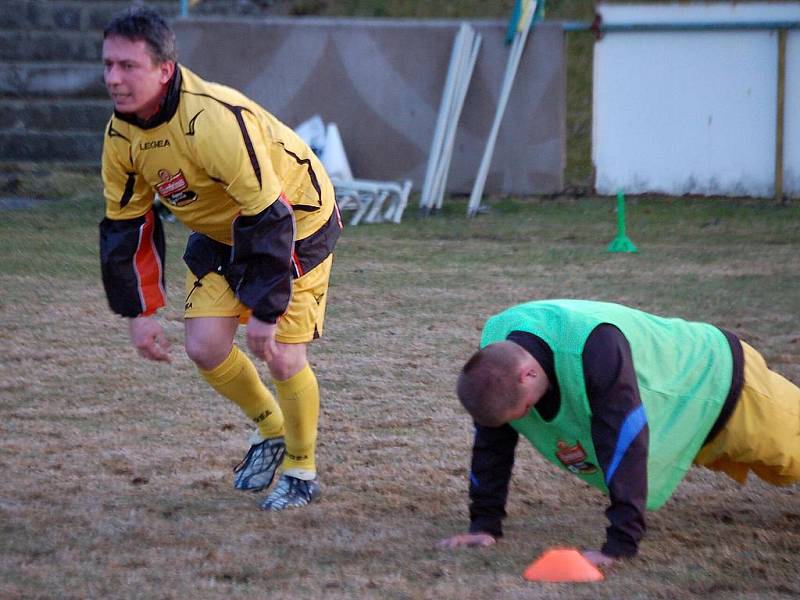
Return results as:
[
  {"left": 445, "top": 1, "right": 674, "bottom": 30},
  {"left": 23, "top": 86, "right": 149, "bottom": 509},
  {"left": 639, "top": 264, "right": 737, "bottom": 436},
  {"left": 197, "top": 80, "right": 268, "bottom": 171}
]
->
[
  {"left": 583, "top": 324, "right": 648, "bottom": 560},
  {"left": 99, "top": 209, "right": 166, "bottom": 318},
  {"left": 99, "top": 123, "right": 166, "bottom": 319},
  {"left": 227, "top": 199, "right": 295, "bottom": 323},
  {"left": 192, "top": 104, "right": 295, "bottom": 324},
  {"left": 235, "top": 202, "right": 294, "bottom": 362},
  {"left": 99, "top": 122, "right": 170, "bottom": 362},
  {"left": 440, "top": 422, "right": 518, "bottom": 549},
  {"left": 468, "top": 422, "right": 519, "bottom": 538}
]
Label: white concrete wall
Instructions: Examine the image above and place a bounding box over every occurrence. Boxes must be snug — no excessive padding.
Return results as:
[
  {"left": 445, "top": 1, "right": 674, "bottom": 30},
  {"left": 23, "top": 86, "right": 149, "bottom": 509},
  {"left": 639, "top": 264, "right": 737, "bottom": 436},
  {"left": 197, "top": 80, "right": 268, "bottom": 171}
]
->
[
  {"left": 593, "top": 2, "right": 800, "bottom": 197},
  {"left": 785, "top": 29, "right": 800, "bottom": 193}
]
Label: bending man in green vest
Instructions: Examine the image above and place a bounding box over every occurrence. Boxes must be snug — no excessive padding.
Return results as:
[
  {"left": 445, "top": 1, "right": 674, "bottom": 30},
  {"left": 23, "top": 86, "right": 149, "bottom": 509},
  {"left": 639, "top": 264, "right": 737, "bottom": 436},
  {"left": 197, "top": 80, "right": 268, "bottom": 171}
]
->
[{"left": 439, "top": 300, "right": 800, "bottom": 567}]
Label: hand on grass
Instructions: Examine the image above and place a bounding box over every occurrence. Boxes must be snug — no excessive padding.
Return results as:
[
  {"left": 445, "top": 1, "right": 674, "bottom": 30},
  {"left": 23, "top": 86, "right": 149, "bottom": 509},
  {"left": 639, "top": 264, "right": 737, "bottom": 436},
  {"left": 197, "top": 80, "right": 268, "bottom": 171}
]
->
[
  {"left": 581, "top": 549, "right": 616, "bottom": 568},
  {"left": 129, "top": 315, "right": 171, "bottom": 363},
  {"left": 437, "top": 533, "right": 496, "bottom": 549}
]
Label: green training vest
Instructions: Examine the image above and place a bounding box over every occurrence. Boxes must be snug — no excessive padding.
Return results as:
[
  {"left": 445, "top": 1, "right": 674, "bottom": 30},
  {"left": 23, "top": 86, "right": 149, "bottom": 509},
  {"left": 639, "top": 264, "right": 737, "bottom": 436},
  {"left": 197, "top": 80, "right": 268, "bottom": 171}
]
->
[{"left": 481, "top": 299, "right": 732, "bottom": 509}]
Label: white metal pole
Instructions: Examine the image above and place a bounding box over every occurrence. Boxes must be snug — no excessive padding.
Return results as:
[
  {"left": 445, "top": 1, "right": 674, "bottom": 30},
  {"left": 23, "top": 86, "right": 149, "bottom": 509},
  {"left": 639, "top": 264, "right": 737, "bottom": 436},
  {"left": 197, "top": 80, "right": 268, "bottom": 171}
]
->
[
  {"left": 432, "top": 32, "right": 482, "bottom": 210},
  {"left": 467, "top": 1, "right": 537, "bottom": 216},
  {"left": 420, "top": 24, "right": 469, "bottom": 211},
  {"left": 430, "top": 26, "right": 473, "bottom": 210}
]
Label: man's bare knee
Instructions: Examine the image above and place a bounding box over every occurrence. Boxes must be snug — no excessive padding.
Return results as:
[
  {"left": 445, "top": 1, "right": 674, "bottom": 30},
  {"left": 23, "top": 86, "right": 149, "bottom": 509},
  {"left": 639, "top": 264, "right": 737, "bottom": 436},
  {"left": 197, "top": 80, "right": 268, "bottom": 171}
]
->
[
  {"left": 268, "top": 343, "right": 307, "bottom": 381},
  {"left": 185, "top": 337, "right": 231, "bottom": 371},
  {"left": 184, "top": 317, "right": 238, "bottom": 371}
]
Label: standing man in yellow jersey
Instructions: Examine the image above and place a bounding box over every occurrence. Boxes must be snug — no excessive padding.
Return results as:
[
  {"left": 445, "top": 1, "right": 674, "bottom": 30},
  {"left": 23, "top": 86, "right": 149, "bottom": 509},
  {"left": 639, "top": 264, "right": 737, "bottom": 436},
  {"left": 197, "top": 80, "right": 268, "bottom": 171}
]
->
[{"left": 99, "top": 7, "right": 342, "bottom": 510}]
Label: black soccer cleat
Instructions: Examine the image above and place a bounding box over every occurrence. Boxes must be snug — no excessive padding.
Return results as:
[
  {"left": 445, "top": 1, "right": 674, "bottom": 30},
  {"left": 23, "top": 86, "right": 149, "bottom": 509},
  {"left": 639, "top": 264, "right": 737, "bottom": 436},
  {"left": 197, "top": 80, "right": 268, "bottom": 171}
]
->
[
  {"left": 233, "top": 434, "right": 286, "bottom": 492},
  {"left": 260, "top": 474, "right": 321, "bottom": 511}
]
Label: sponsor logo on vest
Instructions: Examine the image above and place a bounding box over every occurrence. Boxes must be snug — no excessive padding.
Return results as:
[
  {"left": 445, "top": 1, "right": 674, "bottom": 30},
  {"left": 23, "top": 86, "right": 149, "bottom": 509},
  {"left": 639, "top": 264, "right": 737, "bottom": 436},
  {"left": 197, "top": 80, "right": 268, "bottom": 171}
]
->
[
  {"left": 155, "top": 168, "right": 198, "bottom": 207},
  {"left": 555, "top": 440, "right": 597, "bottom": 474},
  {"left": 139, "top": 139, "right": 171, "bottom": 150}
]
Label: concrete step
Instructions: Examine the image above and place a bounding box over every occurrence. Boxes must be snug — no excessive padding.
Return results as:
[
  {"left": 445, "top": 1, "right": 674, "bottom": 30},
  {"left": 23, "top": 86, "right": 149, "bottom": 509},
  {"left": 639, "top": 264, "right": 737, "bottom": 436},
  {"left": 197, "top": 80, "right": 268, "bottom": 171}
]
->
[
  {"left": 0, "top": 62, "right": 105, "bottom": 98},
  {"left": 0, "top": 30, "right": 103, "bottom": 62},
  {"left": 0, "top": 98, "right": 112, "bottom": 131},
  {"left": 0, "top": 0, "right": 275, "bottom": 166},
  {"left": 0, "top": 1, "right": 88, "bottom": 32},
  {"left": 0, "top": 130, "right": 102, "bottom": 162},
  {"left": 0, "top": 0, "right": 266, "bottom": 32}
]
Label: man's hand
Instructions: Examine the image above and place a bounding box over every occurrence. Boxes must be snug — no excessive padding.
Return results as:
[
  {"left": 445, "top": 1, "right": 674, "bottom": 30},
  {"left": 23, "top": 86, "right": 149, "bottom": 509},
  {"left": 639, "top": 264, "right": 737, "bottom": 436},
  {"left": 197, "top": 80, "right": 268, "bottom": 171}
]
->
[
  {"left": 581, "top": 550, "right": 616, "bottom": 568},
  {"left": 246, "top": 315, "right": 278, "bottom": 362},
  {"left": 128, "top": 316, "right": 171, "bottom": 363},
  {"left": 437, "top": 533, "right": 496, "bottom": 549}
]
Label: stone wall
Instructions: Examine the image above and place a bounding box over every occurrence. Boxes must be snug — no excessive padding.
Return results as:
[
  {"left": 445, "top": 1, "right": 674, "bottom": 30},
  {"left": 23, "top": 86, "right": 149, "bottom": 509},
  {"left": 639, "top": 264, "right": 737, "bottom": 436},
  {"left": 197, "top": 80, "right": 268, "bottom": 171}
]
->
[{"left": 1, "top": 3, "right": 567, "bottom": 195}]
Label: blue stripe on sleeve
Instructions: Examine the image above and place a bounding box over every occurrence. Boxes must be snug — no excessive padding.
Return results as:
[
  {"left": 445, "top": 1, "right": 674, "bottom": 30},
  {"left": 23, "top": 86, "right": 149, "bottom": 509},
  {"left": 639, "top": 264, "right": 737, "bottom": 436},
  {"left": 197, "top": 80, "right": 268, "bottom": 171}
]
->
[
  {"left": 470, "top": 425, "right": 479, "bottom": 488},
  {"left": 604, "top": 404, "right": 647, "bottom": 485}
]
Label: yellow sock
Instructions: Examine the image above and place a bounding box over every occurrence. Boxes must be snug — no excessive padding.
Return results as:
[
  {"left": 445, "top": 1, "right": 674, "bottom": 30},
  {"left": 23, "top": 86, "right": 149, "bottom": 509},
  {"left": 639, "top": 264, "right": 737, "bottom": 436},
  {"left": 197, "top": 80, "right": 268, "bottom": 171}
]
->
[
  {"left": 274, "top": 363, "right": 319, "bottom": 475},
  {"left": 199, "top": 346, "right": 284, "bottom": 439}
]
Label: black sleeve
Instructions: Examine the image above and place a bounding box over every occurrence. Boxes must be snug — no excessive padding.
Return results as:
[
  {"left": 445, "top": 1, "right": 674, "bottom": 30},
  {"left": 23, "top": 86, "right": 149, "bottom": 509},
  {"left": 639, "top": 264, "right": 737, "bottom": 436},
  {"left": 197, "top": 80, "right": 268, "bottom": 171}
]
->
[
  {"left": 584, "top": 324, "right": 648, "bottom": 558},
  {"left": 468, "top": 423, "right": 519, "bottom": 538},
  {"left": 99, "top": 208, "right": 166, "bottom": 318},
  {"left": 226, "top": 199, "right": 295, "bottom": 323}
]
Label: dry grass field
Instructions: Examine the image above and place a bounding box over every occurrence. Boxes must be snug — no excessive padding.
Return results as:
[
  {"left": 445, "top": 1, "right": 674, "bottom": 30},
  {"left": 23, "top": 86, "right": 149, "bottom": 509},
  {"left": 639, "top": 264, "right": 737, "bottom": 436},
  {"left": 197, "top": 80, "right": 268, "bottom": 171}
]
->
[{"left": 1, "top": 193, "right": 799, "bottom": 599}]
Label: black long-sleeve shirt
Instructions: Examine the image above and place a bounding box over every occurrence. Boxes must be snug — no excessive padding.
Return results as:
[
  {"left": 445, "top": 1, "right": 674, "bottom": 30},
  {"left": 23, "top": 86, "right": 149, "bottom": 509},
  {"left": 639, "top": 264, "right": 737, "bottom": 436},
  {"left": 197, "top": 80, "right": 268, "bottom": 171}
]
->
[{"left": 467, "top": 325, "right": 743, "bottom": 558}]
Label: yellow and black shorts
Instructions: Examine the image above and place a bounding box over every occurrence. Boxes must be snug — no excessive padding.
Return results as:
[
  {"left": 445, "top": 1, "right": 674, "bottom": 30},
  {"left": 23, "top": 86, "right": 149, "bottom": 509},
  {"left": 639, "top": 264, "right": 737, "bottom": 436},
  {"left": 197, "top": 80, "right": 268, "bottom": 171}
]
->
[
  {"left": 695, "top": 342, "right": 800, "bottom": 485},
  {"left": 183, "top": 253, "right": 334, "bottom": 344}
]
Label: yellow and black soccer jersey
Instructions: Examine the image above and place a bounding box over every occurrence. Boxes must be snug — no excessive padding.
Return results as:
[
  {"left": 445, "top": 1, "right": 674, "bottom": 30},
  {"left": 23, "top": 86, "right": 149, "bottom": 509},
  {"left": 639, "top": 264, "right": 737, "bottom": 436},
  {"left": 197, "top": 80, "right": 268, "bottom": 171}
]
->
[{"left": 99, "top": 66, "right": 341, "bottom": 321}]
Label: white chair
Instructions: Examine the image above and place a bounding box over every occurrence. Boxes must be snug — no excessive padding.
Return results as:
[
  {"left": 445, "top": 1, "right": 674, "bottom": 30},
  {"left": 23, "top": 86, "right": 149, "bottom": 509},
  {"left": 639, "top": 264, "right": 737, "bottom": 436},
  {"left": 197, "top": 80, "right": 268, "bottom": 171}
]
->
[{"left": 295, "top": 116, "right": 412, "bottom": 225}]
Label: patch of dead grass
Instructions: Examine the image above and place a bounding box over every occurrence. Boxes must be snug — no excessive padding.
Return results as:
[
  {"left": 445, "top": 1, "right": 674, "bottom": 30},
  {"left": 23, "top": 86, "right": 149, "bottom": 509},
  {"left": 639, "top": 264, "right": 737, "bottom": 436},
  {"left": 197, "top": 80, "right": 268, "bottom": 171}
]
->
[{"left": 1, "top": 196, "right": 798, "bottom": 599}]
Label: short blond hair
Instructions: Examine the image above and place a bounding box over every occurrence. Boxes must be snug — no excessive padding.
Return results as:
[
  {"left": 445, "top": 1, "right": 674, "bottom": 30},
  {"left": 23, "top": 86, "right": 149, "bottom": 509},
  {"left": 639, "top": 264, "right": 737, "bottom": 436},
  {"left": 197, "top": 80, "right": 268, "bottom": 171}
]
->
[{"left": 457, "top": 343, "right": 525, "bottom": 427}]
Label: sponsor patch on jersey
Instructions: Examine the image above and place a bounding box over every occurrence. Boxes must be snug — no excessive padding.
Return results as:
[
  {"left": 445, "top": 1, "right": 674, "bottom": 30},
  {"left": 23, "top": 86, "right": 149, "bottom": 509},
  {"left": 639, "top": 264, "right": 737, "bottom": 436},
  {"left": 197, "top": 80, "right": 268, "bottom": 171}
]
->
[
  {"left": 556, "top": 440, "right": 597, "bottom": 474},
  {"left": 155, "top": 168, "right": 198, "bottom": 207}
]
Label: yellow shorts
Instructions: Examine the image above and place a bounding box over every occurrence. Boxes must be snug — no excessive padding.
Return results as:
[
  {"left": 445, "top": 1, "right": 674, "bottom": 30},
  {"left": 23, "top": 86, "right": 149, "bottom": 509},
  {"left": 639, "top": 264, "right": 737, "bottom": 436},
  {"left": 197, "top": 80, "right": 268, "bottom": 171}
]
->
[
  {"left": 183, "top": 254, "right": 333, "bottom": 344},
  {"left": 694, "top": 342, "right": 800, "bottom": 485}
]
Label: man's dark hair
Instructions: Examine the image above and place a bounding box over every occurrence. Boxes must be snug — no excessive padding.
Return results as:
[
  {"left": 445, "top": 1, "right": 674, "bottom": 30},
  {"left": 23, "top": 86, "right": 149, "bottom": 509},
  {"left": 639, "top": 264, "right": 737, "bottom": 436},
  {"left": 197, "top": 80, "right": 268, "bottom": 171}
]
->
[
  {"left": 456, "top": 345, "right": 523, "bottom": 427},
  {"left": 104, "top": 6, "right": 177, "bottom": 64}
]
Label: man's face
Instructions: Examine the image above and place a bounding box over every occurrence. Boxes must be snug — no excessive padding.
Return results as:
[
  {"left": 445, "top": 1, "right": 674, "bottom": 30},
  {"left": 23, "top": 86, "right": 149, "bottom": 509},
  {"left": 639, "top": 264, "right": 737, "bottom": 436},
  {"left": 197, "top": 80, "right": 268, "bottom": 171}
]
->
[
  {"left": 102, "top": 36, "right": 173, "bottom": 120},
  {"left": 501, "top": 391, "right": 537, "bottom": 424},
  {"left": 499, "top": 353, "right": 547, "bottom": 424}
]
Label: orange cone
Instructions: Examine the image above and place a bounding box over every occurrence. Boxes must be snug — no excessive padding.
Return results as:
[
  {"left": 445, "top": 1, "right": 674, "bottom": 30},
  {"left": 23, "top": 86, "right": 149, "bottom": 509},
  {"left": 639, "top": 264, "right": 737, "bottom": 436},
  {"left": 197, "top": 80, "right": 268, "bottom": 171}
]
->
[{"left": 523, "top": 548, "right": 604, "bottom": 583}]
